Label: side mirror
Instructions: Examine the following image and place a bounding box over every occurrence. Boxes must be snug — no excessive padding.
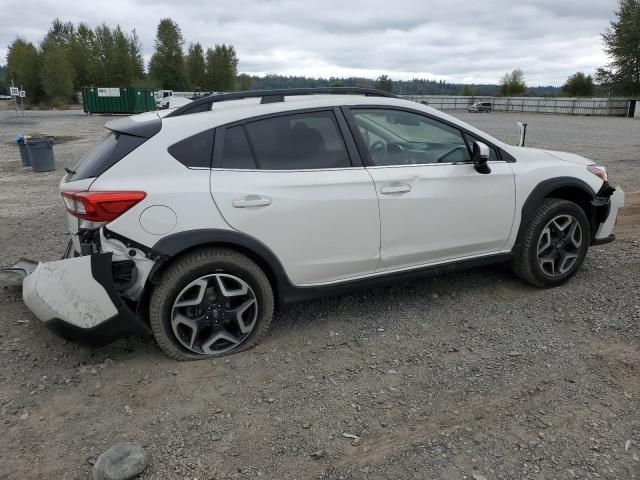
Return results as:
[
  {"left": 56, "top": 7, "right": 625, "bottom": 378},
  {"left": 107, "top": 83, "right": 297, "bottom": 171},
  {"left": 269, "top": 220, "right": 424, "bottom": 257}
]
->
[{"left": 472, "top": 141, "right": 491, "bottom": 174}]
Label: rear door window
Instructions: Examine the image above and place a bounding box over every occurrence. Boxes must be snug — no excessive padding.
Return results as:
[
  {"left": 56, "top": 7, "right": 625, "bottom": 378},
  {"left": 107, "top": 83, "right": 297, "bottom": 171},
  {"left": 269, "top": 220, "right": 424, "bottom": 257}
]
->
[
  {"left": 220, "top": 126, "right": 256, "bottom": 169},
  {"left": 244, "top": 111, "right": 351, "bottom": 170}
]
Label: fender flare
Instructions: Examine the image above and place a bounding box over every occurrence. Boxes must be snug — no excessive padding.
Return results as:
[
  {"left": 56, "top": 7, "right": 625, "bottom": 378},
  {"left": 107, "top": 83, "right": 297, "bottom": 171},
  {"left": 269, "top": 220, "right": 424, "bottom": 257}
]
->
[
  {"left": 517, "top": 176, "right": 598, "bottom": 241},
  {"left": 151, "top": 228, "right": 292, "bottom": 297}
]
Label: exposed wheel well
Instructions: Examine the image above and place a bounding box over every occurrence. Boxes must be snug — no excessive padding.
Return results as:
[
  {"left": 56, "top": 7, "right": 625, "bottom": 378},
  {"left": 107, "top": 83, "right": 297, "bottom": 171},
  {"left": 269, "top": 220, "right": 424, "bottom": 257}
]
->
[
  {"left": 544, "top": 186, "right": 596, "bottom": 238},
  {"left": 136, "top": 242, "right": 283, "bottom": 323}
]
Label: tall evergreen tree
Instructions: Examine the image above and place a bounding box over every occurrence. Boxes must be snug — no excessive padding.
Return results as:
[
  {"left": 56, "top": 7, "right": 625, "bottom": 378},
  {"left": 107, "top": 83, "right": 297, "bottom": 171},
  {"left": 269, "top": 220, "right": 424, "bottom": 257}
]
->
[
  {"left": 186, "top": 42, "right": 206, "bottom": 90},
  {"left": 128, "top": 29, "right": 145, "bottom": 81},
  {"left": 237, "top": 73, "right": 252, "bottom": 91},
  {"left": 6, "top": 38, "right": 42, "bottom": 101},
  {"left": 596, "top": 0, "right": 640, "bottom": 96},
  {"left": 92, "top": 24, "right": 115, "bottom": 84},
  {"left": 0, "top": 65, "right": 7, "bottom": 94},
  {"left": 69, "top": 23, "right": 95, "bottom": 89},
  {"left": 148, "top": 19, "right": 187, "bottom": 90},
  {"left": 40, "top": 40, "right": 74, "bottom": 105},
  {"left": 204, "top": 44, "right": 238, "bottom": 91},
  {"left": 46, "top": 18, "right": 75, "bottom": 47}
]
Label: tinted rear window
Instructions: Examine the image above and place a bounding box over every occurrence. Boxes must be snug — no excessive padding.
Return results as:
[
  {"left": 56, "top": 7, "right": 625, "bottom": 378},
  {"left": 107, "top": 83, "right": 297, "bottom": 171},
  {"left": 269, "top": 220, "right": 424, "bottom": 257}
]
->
[
  {"left": 244, "top": 111, "right": 350, "bottom": 170},
  {"left": 71, "top": 133, "right": 146, "bottom": 181},
  {"left": 168, "top": 129, "right": 215, "bottom": 168},
  {"left": 220, "top": 126, "right": 256, "bottom": 169}
]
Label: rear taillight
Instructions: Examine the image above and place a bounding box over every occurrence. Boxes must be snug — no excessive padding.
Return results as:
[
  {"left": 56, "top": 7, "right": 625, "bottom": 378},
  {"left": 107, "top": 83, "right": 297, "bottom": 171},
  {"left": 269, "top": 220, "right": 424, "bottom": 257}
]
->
[{"left": 61, "top": 191, "right": 146, "bottom": 222}]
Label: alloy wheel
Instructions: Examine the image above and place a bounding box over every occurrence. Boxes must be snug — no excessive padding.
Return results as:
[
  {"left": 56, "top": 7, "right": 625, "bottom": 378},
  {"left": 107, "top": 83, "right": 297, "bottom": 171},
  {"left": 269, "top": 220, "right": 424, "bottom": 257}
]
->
[
  {"left": 536, "top": 214, "right": 583, "bottom": 277},
  {"left": 171, "top": 273, "right": 258, "bottom": 355}
]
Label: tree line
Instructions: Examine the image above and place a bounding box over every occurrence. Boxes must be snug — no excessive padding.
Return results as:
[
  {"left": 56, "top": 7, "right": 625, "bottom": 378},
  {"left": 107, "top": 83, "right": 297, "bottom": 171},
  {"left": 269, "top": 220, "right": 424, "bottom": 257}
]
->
[
  {"left": 4, "top": 19, "right": 145, "bottom": 104},
  {"left": 147, "top": 19, "right": 238, "bottom": 92},
  {"left": 1, "top": 18, "right": 238, "bottom": 104},
  {"left": 1, "top": 1, "right": 638, "bottom": 102}
]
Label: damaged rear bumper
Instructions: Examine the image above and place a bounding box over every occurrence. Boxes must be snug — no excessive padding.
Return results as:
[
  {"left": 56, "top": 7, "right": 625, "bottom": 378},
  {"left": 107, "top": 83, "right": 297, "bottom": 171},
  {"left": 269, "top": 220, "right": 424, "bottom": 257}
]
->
[{"left": 21, "top": 253, "right": 150, "bottom": 347}]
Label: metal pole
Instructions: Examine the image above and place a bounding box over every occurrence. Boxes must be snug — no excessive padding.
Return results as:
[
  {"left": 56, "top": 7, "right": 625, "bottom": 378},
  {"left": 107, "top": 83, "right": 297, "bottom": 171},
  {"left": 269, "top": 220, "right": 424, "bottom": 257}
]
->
[
  {"left": 12, "top": 79, "right": 18, "bottom": 116},
  {"left": 20, "top": 84, "right": 24, "bottom": 116}
]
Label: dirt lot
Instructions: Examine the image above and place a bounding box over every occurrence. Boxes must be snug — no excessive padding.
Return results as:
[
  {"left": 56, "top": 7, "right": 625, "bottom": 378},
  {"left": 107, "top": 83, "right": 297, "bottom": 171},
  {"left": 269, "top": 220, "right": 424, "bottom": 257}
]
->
[{"left": 0, "top": 109, "right": 639, "bottom": 480}]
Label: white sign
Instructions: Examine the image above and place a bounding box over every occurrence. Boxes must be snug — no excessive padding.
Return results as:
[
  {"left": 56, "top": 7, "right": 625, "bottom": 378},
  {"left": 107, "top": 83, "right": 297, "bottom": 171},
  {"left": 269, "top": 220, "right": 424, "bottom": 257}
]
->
[
  {"left": 19, "top": 90, "right": 25, "bottom": 98},
  {"left": 97, "top": 88, "right": 121, "bottom": 97},
  {"left": 10, "top": 87, "right": 19, "bottom": 96}
]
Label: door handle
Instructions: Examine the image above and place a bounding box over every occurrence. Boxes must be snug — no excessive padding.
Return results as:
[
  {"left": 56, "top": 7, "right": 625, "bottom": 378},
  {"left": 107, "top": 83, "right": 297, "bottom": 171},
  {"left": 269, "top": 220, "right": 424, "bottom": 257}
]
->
[
  {"left": 380, "top": 183, "right": 411, "bottom": 195},
  {"left": 232, "top": 195, "right": 272, "bottom": 208}
]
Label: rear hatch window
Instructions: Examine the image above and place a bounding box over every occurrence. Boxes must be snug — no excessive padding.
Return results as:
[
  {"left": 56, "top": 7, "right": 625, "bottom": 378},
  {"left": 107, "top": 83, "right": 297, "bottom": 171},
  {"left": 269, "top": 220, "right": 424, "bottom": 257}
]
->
[{"left": 70, "top": 133, "right": 147, "bottom": 181}]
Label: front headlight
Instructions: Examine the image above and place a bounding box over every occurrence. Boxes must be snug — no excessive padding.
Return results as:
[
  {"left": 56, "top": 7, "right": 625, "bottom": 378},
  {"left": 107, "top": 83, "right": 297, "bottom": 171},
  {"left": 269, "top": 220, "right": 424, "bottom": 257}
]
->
[{"left": 587, "top": 165, "right": 608, "bottom": 182}]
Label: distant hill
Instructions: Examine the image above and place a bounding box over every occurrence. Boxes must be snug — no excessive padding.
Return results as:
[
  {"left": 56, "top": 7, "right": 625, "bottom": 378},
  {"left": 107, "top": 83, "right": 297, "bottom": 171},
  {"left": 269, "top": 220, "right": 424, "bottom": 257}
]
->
[{"left": 246, "top": 74, "right": 561, "bottom": 96}]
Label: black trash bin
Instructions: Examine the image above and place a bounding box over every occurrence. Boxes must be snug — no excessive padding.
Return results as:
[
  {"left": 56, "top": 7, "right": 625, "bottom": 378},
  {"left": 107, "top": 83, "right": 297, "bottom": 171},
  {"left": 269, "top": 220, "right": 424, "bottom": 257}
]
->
[
  {"left": 27, "top": 138, "right": 55, "bottom": 172},
  {"left": 17, "top": 140, "right": 32, "bottom": 166}
]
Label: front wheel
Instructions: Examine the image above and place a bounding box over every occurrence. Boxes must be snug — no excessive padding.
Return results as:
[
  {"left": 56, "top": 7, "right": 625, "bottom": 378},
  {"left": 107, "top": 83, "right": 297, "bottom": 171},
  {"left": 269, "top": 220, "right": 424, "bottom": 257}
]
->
[
  {"left": 149, "top": 248, "right": 274, "bottom": 360},
  {"left": 512, "top": 198, "right": 590, "bottom": 287}
]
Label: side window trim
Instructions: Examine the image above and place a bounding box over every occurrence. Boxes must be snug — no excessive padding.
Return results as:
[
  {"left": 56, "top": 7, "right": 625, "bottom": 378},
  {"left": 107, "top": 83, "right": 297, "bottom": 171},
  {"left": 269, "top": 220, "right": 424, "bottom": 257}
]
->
[
  {"left": 213, "top": 125, "right": 261, "bottom": 170},
  {"left": 242, "top": 124, "right": 262, "bottom": 169},
  {"left": 340, "top": 105, "right": 375, "bottom": 168},
  {"left": 342, "top": 105, "right": 511, "bottom": 165},
  {"left": 463, "top": 131, "right": 501, "bottom": 162},
  {"left": 333, "top": 106, "right": 364, "bottom": 167},
  {"left": 212, "top": 126, "right": 225, "bottom": 169}
]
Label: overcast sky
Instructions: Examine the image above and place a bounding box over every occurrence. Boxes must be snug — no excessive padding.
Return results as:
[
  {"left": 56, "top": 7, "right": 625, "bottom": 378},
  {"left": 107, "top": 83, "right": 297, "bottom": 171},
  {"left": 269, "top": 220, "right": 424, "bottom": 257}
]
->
[{"left": 0, "top": 0, "right": 616, "bottom": 85}]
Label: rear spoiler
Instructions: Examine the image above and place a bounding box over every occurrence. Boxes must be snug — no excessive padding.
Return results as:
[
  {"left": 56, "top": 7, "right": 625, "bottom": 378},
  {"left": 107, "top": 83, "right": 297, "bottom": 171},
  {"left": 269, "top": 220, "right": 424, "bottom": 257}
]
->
[{"left": 105, "top": 115, "right": 162, "bottom": 139}]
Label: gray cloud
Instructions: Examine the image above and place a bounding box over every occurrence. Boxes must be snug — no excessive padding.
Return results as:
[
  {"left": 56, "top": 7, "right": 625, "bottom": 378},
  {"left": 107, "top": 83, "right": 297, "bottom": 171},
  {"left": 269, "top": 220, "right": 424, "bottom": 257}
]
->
[{"left": 0, "top": 0, "right": 616, "bottom": 85}]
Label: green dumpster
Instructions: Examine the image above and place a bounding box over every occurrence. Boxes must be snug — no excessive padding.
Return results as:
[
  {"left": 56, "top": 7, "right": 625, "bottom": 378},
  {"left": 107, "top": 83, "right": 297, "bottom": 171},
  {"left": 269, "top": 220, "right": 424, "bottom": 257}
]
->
[{"left": 82, "top": 87, "right": 156, "bottom": 115}]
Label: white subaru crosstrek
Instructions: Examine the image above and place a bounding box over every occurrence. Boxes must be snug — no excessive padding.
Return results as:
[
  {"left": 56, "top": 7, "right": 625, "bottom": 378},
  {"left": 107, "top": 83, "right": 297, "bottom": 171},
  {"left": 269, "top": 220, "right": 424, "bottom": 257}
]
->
[{"left": 9, "top": 88, "right": 624, "bottom": 360}]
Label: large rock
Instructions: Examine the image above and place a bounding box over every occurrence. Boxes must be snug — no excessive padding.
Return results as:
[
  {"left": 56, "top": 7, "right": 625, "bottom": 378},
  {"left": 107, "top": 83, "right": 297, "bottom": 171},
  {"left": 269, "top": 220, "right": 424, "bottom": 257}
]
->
[{"left": 93, "top": 443, "right": 149, "bottom": 480}]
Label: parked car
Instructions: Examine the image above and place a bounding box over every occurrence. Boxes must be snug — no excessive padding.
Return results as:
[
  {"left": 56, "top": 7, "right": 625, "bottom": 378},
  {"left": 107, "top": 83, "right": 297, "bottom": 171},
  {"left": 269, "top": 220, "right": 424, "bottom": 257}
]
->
[
  {"left": 8, "top": 88, "right": 624, "bottom": 360},
  {"left": 468, "top": 101, "right": 492, "bottom": 112},
  {"left": 0, "top": 95, "right": 14, "bottom": 100}
]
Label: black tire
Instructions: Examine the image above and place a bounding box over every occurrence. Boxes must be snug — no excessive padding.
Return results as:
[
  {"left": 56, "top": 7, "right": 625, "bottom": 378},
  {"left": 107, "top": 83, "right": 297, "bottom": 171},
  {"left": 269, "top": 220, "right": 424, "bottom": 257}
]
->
[
  {"left": 149, "top": 248, "right": 274, "bottom": 360},
  {"left": 512, "top": 198, "right": 590, "bottom": 287}
]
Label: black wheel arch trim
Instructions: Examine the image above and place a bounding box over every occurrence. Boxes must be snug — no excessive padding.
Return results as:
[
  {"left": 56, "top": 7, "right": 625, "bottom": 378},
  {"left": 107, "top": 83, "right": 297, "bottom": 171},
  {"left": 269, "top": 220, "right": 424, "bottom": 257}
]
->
[
  {"left": 151, "top": 229, "right": 293, "bottom": 302},
  {"left": 518, "top": 177, "right": 613, "bottom": 245}
]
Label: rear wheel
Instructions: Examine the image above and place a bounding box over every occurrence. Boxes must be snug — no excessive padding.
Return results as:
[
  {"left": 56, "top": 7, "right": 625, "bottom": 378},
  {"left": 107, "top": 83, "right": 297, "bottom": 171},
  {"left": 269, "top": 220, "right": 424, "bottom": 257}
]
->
[
  {"left": 512, "top": 198, "right": 590, "bottom": 287},
  {"left": 149, "top": 248, "right": 274, "bottom": 360}
]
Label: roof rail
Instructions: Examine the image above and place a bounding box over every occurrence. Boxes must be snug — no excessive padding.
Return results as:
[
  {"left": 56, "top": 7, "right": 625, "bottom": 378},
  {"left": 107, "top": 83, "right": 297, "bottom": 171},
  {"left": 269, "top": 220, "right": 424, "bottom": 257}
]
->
[{"left": 165, "top": 87, "right": 398, "bottom": 118}]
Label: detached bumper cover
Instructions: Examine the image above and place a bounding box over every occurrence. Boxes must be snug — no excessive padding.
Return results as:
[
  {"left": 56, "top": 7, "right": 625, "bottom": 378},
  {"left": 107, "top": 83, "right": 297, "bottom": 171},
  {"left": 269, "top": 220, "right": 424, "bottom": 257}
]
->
[
  {"left": 22, "top": 253, "right": 150, "bottom": 347},
  {"left": 593, "top": 185, "right": 624, "bottom": 242}
]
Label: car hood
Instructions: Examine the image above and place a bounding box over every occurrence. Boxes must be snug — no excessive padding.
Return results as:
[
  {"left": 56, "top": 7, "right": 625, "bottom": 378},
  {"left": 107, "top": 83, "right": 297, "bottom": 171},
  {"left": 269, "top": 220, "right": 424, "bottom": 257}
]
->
[
  {"left": 544, "top": 149, "right": 595, "bottom": 166},
  {"left": 502, "top": 145, "right": 596, "bottom": 166}
]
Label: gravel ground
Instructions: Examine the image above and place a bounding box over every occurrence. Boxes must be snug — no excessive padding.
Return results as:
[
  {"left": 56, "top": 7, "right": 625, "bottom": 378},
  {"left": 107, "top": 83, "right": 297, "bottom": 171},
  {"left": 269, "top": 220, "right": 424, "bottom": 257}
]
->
[{"left": 0, "top": 109, "right": 639, "bottom": 480}]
